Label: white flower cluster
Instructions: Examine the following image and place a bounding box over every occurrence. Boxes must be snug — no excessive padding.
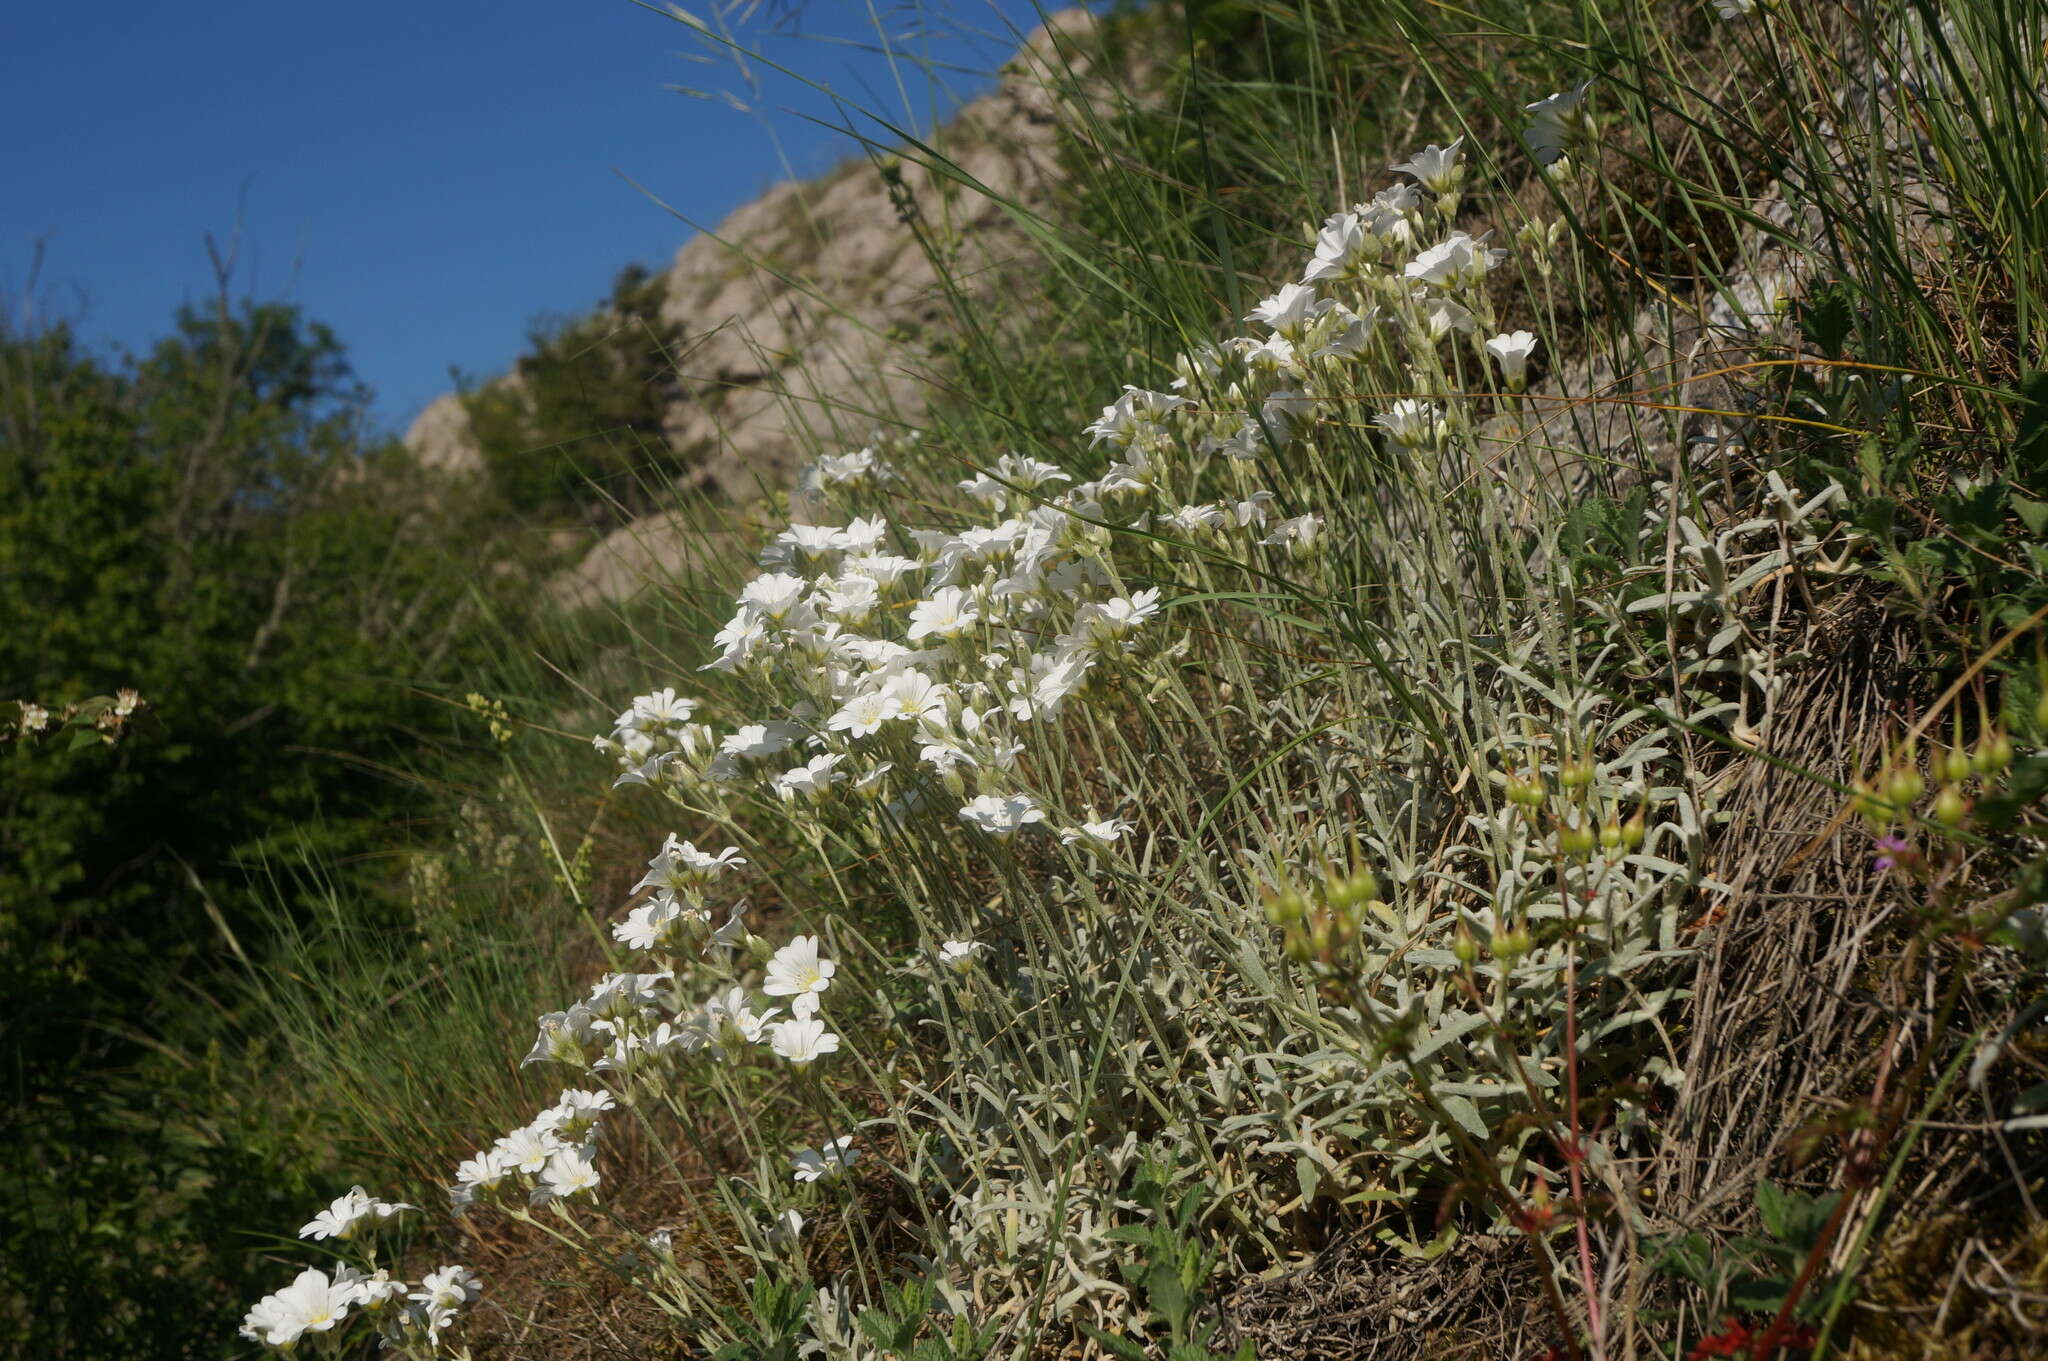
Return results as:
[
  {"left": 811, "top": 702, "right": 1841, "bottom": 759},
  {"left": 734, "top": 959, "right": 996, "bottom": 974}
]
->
[
  {"left": 242, "top": 1187, "right": 474, "bottom": 1352},
  {"left": 245, "top": 128, "right": 1590, "bottom": 1349},
  {"left": 240, "top": 1234, "right": 477, "bottom": 1355},
  {"left": 451, "top": 1086, "right": 616, "bottom": 1212}
]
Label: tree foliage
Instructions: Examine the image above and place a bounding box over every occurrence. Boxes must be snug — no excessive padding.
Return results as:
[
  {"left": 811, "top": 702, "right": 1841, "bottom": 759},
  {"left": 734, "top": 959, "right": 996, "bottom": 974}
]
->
[{"left": 0, "top": 293, "right": 532, "bottom": 1358}]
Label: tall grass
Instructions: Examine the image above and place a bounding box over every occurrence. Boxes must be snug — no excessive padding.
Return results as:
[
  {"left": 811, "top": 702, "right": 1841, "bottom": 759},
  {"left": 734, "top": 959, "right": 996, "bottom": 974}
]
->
[{"left": 225, "top": 3, "right": 2047, "bottom": 1359}]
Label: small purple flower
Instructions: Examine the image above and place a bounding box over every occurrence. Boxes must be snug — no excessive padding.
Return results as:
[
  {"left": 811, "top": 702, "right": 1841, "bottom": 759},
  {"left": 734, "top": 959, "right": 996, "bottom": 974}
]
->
[{"left": 1872, "top": 835, "right": 1913, "bottom": 873}]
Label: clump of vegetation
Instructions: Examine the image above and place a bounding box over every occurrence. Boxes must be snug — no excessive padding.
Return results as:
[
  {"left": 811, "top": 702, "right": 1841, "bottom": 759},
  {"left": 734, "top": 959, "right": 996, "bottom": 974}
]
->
[
  {"left": 460, "top": 262, "right": 691, "bottom": 523},
  {"left": 0, "top": 280, "right": 564, "bottom": 1356},
  {"left": 27, "top": 0, "right": 2048, "bottom": 1358}
]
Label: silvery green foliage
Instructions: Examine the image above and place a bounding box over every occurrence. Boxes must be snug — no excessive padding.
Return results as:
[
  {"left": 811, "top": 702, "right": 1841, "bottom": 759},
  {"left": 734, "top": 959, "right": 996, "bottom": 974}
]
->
[{"left": 236, "top": 123, "right": 1846, "bottom": 1357}]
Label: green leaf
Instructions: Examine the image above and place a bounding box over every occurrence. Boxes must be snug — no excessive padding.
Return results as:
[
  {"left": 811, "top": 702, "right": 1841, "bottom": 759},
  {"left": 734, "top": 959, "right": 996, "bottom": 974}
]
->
[
  {"left": 1755, "top": 1179, "right": 1793, "bottom": 1240},
  {"left": 2014, "top": 370, "right": 2048, "bottom": 479},
  {"left": 1798, "top": 285, "right": 1855, "bottom": 361},
  {"left": 2012, "top": 494, "right": 2048, "bottom": 537},
  {"left": 1295, "top": 1153, "right": 1321, "bottom": 1207},
  {"left": 1078, "top": 1323, "right": 1151, "bottom": 1361}
]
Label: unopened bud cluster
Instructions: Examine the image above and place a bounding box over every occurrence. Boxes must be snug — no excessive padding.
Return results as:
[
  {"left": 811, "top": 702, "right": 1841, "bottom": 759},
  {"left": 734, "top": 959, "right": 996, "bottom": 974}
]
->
[
  {"left": 1504, "top": 756, "right": 1645, "bottom": 861},
  {"left": 1266, "top": 862, "right": 1384, "bottom": 978}
]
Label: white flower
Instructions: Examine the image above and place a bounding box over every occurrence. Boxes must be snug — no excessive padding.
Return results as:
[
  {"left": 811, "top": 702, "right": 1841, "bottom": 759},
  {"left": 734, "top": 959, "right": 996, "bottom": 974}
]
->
[
  {"left": 845, "top": 553, "right": 920, "bottom": 591},
  {"left": 494, "top": 1123, "right": 560, "bottom": 1177},
  {"left": 1420, "top": 297, "right": 1475, "bottom": 340},
  {"left": 630, "top": 687, "right": 696, "bottom": 727},
  {"left": 937, "top": 939, "right": 985, "bottom": 973},
  {"left": 613, "top": 896, "right": 684, "bottom": 951},
  {"left": 542, "top": 1088, "right": 615, "bottom": 1143},
  {"left": 241, "top": 1268, "right": 355, "bottom": 1347},
  {"left": 633, "top": 834, "right": 746, "bottom": 893},
  {"left": 1403, "top": 232, "right": 1502, "bottom": 289},
  {"left": 1068, "top": 589, "right": 1163, "bottom": 651},
  {"left": 1303, "top": 210, "right": 1371, "bottom": 284},
  {"left": 907, "top": 586, "right": 980, "bottom": 642},
  {"left": 775, "top": 522, "right": 850, "bottom": 564},
  {"left": 827, "top": 687, "right": 892, "bottom": 738},
  {"left": 1061, "top": 818, "right": 1133, "bottom": 849},
  {"left": 1525, "top": 81, "right": 1593, "bottom": 166},
  {"left": 412, "top": 1265, "right": 482, "bottom": 1311},
  {"left": 1485, "top": 330, "right": 1539, "bottom": 390},
  {"left": 764, "top": 935, "right": 836, "bottom": 1018},
  {"left": 299, "top": 1186, "right": 417, "bottom": 1241},
  {"left": 1246, "top": 282, "right": 1331, "bottom": 338},
  {"left": 740, "top": 572, "right": 810, "bottom": 621},
  {"left": 769, "top": 1016, "right": 841, "bottom": 1065},
  {"left": 790, "top": 1135, "right": 859, "bottom": 1184},
  {"left": 339, "top": 1267, "right": 407, "bottom": 1312},
  {"left": 536, "top": 1146, "right": 602, "bottom": 1202},
  {"left": 18, "top": 701, "right": 50, "bottom": 733},
  {"left": 703, "top": 985, "right": 779, "bottom": 1050},
  {"left": 1373, "top": 399, "right": 1443, "bottom": 448},
  {"left": 957, "top": 793, "right": 1045, "bottom": 839},
  {"left": 881, "top": 669, "right": 952, "bottom": 726},
  {"left": 767, "top": 1208, "right": 806, "bottom": 1247},
  {"left": 819, "top": 573, "right": 881, "bottom": 624},
  {"left": 721, "top": 722, "right": 800, "bottom": 761},
  {"left": 1164, "top": 503, "right": 1227, "bottom": 535},
  {"left": 1713, "top": 0, "right": 1755, "bottom": 16},
  {"left": 1261, "top": 514, "right": 1324, "bottom": 557},
  {"left": 772, "top": 753, "right": 845, "bottom": 802},
  {"left": 1391, "top": 138, "right": 1465, "bottom": 194}
]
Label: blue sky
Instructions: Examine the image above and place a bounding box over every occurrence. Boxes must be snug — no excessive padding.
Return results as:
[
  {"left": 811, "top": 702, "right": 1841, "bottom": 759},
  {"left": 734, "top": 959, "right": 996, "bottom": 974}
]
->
[{"left": 3, "top": 1, "right": 1051, "bottom": 435}]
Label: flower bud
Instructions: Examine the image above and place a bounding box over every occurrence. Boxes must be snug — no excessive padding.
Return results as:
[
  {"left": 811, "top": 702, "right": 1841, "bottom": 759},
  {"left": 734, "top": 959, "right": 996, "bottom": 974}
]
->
[
  {"left": 1559, "top": 757, "right": 1595, "bottom": 790},
  {"left": 1493, "top": 928, "right": 1531, "bottom": 962},
  {"left": 1937, "top": 746, "right": 1974, "bottom": 785},
  {"left": 1620, "top": 814, "right": 1646, "bottom": 850},
  {"left": 1598, "top": 819, "right": 1625, "bottom": 852},
  {"left": 1309, "top": 917, "right": 1334, "bottom": 958},
  {"left": 1282, "top": 926, "right": 1314, "bottom": 963},
  {"left": 1266, "top": 887, "right": 1309, "bottom": 926},
  {"left": 1975, "top": 731, "right": 2014, "bottom": 775},
  {"left": 1452, "top": 932, "right": 1480, "bottom": 968},
  {"left": 1558, "top": 819, "right": 1595, "bottom": 859},
  {"left": 1933, "top": 784, "right": 1969, "bottom": 828},
  {"left": 1885, "top": 766, "right": 1925, "bottom": 808}
]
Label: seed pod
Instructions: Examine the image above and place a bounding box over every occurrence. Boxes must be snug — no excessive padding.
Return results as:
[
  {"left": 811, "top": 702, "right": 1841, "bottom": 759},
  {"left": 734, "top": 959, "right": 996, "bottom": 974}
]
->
[
  {"left": 1266, "top": 887, "right": 1309, "bottom": 927},
  {"left": 1885, "top": 766, "right": 1925, "bottom": 808},
  {"left": 1621, "top": 813, "right": 1646, "bottom": 849},
  {"left": 1976, "top": 731, "right": 2014, "bottom": 775},
  {"left": 1937, "top": 746, "right": 1973, "bottom": 785},
  {"left": 1933, "top": 784, "right": 1969, "bottom": 828},
  {"left": 1559, "top": 820, "right": 1596, "bottom": 858}
]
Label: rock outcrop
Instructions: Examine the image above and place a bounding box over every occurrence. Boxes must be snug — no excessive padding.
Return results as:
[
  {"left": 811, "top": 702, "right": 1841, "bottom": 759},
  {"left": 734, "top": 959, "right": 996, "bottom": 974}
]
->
[{"left": 405, "top": 9, "right": 1101, "bottom": 606}]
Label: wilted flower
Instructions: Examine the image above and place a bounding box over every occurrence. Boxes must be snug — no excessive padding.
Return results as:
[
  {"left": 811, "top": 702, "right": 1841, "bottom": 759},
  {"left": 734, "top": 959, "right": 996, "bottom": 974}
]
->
[{"left": 790, "top": 1135, "right": 859, "bottom": 1184}]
